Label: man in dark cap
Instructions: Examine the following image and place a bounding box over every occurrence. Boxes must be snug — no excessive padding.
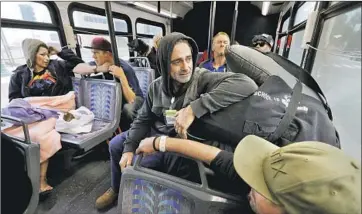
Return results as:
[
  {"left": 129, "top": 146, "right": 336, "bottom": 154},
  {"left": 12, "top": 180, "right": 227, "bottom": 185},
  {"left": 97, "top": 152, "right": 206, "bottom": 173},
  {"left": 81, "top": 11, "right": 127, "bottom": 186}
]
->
[
  {"left": 252, "top": 34, "right": 274, "bottom": 53},
  {"left": 73, "top": 37, "right": 144, "bottom": 130}
]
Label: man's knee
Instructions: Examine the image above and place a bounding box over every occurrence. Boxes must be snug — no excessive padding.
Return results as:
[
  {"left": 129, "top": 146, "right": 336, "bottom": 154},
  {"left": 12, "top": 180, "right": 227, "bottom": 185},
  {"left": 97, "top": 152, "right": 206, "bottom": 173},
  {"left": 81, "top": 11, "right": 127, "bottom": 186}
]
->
[
  {"left": 122, "top": 96, "right": 144, "bottom": 121},
  {"left": 122, "top": 103, "right": 134, "bottom": 120},
  {"left": 109, "top": 132, "right": 128, "bottom": 155}
]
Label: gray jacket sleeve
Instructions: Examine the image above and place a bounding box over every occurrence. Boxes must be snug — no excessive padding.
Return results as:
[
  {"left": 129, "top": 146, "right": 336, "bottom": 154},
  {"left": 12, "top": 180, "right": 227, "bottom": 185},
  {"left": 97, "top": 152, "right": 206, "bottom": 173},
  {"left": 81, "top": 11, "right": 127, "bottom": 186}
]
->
[
  {"left": 189, "top": 72, "right": 258, "bottom": 118},
  {"left": 123, "top": 84, "right": 155, "bottom": 153}
]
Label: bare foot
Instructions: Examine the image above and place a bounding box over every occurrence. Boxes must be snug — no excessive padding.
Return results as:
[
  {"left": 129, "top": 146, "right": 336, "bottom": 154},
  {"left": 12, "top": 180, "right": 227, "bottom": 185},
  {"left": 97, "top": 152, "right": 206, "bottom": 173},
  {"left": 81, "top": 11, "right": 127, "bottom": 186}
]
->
[{"left": 40, "top": 179, "right": 53, "bottom": 193}]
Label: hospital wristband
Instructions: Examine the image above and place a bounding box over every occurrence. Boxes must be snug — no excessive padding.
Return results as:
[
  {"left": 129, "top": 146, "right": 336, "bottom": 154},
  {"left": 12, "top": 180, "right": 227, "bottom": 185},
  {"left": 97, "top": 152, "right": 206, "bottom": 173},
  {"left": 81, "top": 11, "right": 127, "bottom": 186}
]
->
[{"left": 159, "top": 136, "right": 167, "bottom": 152}]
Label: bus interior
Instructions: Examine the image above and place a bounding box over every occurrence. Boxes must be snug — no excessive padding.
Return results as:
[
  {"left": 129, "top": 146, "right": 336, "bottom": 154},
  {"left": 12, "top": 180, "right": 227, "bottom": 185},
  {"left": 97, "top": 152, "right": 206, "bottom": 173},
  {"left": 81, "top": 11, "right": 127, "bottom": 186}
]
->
[{"left": 1, "top": 1, "right": 361, "bottom": 214}]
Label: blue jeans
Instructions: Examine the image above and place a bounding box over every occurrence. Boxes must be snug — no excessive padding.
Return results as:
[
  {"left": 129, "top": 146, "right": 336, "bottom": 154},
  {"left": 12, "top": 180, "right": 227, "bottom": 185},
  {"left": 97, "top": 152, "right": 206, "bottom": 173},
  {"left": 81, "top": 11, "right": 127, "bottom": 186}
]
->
[{"left": 109, "top": 131, "right": 164, "bottom": 193}]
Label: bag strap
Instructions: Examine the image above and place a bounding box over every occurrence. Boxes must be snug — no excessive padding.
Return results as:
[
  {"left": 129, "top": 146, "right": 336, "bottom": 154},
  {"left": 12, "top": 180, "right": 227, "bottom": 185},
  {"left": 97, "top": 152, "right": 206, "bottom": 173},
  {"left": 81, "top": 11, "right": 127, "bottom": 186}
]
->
[
  {"left": 268, "top": 80, "right": 303, "bottom": 143},
  {"left": 265, "top": 52, "right": 333, "bottom": 121}
]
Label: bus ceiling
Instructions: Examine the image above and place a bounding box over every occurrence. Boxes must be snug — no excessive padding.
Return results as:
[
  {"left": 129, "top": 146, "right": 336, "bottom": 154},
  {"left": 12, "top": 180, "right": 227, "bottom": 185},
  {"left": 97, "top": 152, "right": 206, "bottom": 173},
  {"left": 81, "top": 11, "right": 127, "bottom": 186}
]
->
[{"left": 118, "top": 1, "right": 193, "bottom": 19}]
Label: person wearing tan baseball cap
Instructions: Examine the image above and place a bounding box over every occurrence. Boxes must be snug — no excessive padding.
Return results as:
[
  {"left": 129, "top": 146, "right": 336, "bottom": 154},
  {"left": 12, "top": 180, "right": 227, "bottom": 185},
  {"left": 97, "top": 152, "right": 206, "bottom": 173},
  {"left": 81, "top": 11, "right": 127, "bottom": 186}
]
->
[
  {"left": 234, "top": 135, "right": 361, "bottom": 214},
  {"left": 136, "top": 134, "right": 361, "bottom": 214}
]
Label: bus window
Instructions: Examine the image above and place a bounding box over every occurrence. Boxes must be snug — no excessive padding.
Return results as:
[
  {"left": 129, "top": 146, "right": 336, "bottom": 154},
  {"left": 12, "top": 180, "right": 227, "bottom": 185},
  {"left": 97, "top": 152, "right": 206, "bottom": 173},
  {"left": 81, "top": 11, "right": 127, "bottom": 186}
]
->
[
  {"left": 73, "top": 11, "right": 128, "bottom": 33},
  {"left": 311, "top": 6, "right": 361, "bottom": 161},
  {"left": 279, "top": 36, "right": 286, "bottom": 56},
  {"left": 288, "top": 30, "right": 305, "bottom": 65},
  {"left": 136, "top": 18, "right": 165, "bottom": 49},
  {"left": 294, "top": 2, "right": 316, "bottom": 26},
  {"left": 1, "top": 2, "right": 52, "bottom": 23},
  {"left": 282, "top": 17, "right": 290, "bottom": 32},
  {"left": 1, "top": 2, "right": 63, "bottom": 108},
  {"left": 69, "top": 3, "right": 132, "bottom": 60},
  {"left": 136, "top": 22, "right": 163, "bottom": 36}
]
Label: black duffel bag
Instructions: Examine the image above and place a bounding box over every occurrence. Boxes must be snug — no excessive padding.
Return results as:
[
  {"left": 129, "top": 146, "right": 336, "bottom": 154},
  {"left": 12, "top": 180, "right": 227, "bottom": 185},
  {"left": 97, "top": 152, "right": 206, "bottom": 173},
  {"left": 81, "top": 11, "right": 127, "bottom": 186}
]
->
[{"left": 189, "top": 45, "right": 340, "bottom": 148}]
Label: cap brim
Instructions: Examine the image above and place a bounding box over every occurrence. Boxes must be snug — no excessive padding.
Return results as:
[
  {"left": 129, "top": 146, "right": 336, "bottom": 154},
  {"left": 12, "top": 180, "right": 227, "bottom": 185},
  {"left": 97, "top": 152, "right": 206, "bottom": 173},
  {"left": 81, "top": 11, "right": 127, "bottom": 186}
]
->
[
  {"left": 233, "top": 135, "right": 280, "bottom": 204},
  {"left": 82, "top": 46, "right": 112, "bottom": 52}
]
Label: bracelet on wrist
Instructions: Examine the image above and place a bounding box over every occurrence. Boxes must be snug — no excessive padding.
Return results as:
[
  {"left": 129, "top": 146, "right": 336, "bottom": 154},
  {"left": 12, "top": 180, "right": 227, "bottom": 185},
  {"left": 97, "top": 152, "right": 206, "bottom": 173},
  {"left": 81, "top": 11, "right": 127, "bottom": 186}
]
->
[{"left": 153, "top": 136, "right": 160, "bottom": 151}]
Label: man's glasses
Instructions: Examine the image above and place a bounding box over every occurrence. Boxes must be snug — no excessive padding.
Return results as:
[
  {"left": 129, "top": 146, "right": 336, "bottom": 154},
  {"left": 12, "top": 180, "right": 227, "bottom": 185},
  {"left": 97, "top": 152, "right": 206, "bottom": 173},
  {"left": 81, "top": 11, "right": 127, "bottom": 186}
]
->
[{"left": 252, "top": 41, "right": 266, "bottom": 47}]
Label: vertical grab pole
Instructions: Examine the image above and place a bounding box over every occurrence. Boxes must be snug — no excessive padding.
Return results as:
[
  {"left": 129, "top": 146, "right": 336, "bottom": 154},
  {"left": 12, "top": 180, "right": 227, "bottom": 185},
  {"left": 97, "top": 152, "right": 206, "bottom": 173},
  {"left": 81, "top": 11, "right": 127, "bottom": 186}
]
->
[
  {"left": 170, "top": 1, "right": 173, "bottom": 32},
  {"left": 230, "top": 1, "right": 239, "bottom": 44},
  {"left": 207, "top": 1, "right": 217, "bottom": 60},
  {"left": 105, "top": 2, "right": 120, "bottom": 67}
]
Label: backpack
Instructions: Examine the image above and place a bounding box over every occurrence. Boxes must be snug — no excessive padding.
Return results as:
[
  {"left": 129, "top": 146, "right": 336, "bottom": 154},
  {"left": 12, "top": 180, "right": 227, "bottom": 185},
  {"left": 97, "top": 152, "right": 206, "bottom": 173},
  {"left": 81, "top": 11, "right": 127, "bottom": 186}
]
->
[{"left": 188, "top": 45, "right": 340, "bottom": 148}]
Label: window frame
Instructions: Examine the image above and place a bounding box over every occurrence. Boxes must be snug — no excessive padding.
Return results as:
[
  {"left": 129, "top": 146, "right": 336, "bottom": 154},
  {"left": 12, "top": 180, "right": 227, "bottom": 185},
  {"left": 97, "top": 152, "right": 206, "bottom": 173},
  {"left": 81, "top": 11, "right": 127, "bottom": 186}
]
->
[
  {"left": 304, "top": 1, "right": 362, "bottom": 72},
  {"left": 276, "top": 2, "right": 320, "bottom": 66},
  {"left": 1, "top": 1, "right": 67, "bottom": 46},
  {"left": 135, "top": 17, "right": 166, "bottom": 40},
  {"left": 67, "top": 2, "right": 133, "bottom": 58}
]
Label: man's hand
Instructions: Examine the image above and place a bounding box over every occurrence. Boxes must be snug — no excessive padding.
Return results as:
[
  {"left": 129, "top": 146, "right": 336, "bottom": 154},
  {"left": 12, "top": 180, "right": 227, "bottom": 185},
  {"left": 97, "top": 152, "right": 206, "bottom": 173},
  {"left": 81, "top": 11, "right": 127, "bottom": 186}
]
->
[
  {"left": 135, "top": 137, "right": 157, "bottom": 155},
  {"left": 96, "top": 62, "right": 112, "bottom": 73},
  {"left": 119, "top": 152, "right": 134, "bottom": 172},
  {"left": 109, "top": 65, "right": 126, "bottom": 80},
  {"left": 175, "top": 105, "right": 195, "bottom": 139}
]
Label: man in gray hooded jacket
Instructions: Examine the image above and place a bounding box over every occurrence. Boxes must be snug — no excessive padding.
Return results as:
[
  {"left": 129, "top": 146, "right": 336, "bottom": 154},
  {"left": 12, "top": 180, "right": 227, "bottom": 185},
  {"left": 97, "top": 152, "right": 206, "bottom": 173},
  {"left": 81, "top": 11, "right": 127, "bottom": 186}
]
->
[{"left": 95, "top": 32, "right": 258, "bottom": 209}]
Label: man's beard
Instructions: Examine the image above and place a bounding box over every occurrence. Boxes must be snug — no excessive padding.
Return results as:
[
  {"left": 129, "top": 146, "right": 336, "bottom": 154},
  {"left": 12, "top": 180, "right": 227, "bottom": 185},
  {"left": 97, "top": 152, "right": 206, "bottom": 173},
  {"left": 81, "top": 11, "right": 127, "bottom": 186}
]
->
[{"left": 215, "top": 51, "right": 225, "bottom": 57}]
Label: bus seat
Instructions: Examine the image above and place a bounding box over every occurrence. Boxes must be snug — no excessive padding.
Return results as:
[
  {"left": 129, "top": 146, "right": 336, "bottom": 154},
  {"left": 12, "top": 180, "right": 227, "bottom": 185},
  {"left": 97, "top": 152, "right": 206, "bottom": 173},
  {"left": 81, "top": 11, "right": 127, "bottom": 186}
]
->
[
  {"left": 1, "top": 115, "right": 40, "bottom": 214},
  {"left": 72, "top": 77, "right": 82, "bottom": 108},
  {"left": 60, "top": 77, "right": 122, "bottom": 151},
  {"left": 117, "top": 155, "right": 250, "bottom": 214},
  {"left": 133, "top": 67, "right": 155, "bottom": 98},
  {"left": 196, "top": 52, "right": 204, "bottom": 65}
]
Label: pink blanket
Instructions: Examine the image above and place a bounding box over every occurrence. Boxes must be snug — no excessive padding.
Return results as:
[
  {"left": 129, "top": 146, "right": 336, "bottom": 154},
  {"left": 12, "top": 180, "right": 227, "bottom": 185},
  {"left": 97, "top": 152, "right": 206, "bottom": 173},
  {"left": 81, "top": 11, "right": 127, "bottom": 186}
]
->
[
  {"left": 3, "top": 118, "right": 61, "bottom": 163},
  {"left": 24, "top": 91, "right": 76, "bottom": 112},
  {"left": 2, "top": 92, "right": 76, "bottom": 163}
]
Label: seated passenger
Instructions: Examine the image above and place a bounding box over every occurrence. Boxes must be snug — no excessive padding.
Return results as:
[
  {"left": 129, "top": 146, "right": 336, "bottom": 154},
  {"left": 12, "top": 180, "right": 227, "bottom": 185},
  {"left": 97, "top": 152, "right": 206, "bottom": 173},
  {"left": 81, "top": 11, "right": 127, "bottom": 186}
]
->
[
  {"left": 251, "top": 34, "right": 274, "bottom": 53},
  {"left": 136, "top": 135, "right": 361, "bottom": 214},
  {"left": 8, "top": 39, "right": 83, "bottom": 101},
  {"left": 8, "top": 38, "right": 84, "bottom": 195},
  {"left": 199, "top": 32, "right": 230, "bottom": 72},
  {"left": 94, "top": 32, "right": 258, "bottom": 210},
  {"left": 73, "top": 37, "right": 144, "bottom": 130}
]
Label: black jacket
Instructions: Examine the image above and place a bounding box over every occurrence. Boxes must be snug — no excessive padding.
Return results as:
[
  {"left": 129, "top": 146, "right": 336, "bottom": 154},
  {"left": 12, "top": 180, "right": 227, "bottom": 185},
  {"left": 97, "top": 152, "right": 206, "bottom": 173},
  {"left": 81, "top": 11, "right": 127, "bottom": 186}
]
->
[{"left": 8, "top": 48, "right": 84, "bottom": 101}]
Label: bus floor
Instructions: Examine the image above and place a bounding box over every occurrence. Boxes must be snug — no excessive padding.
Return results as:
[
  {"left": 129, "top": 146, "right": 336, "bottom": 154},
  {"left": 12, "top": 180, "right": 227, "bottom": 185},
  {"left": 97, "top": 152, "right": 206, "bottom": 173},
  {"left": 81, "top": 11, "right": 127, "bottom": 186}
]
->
[{"left": 35, "top": 143, "right": 118, "bottom": 214}]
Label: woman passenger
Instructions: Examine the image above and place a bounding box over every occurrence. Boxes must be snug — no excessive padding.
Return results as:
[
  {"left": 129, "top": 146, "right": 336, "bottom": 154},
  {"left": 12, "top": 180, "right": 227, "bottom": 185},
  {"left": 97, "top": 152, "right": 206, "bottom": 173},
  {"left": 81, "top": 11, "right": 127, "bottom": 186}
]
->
[{"left": 8, "top": 38, "right": 84, "bottom": 195}]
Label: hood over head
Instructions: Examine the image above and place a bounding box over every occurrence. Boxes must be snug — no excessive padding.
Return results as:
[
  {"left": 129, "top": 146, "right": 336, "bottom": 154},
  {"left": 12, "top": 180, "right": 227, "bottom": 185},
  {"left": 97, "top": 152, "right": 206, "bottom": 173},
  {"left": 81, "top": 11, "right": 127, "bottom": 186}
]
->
[
  {"left": 156, "top": 32, "right": 199, "bottom": 97},
  {"left": 22, "top": 38, "right": 48, "bottom": 69}
]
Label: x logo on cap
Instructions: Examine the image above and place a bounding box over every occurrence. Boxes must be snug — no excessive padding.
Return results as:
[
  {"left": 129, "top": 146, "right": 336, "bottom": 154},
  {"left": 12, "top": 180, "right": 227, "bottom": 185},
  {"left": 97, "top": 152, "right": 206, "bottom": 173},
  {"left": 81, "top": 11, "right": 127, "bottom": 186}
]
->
[{"left": 272, "top": 162, "right": 287, "bottom": 178}]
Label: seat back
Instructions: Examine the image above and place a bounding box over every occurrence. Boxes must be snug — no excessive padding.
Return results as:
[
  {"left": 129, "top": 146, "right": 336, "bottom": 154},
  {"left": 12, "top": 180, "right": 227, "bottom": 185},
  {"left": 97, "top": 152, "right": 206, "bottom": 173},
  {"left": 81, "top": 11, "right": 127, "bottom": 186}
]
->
[
  {"left": 128, "top": 57, "right": 151, "bottom": 68},
  {"left": 72, "top": 77, "right": 122, "bottom": 122},
  {"left": 63, "top": 77, "right": 122, "bottom": 151},
  {"left": 1, "top": 115, "right": 40, "bottom": 214},
  {"left": 133, "top": 67, "right": 155, "bottom": 98},
  {"left": 118, "top": 155, "right": 249, "bottom": 213},
  {"left": 72, "top": 77, "right": 82, "bottom": 108}
]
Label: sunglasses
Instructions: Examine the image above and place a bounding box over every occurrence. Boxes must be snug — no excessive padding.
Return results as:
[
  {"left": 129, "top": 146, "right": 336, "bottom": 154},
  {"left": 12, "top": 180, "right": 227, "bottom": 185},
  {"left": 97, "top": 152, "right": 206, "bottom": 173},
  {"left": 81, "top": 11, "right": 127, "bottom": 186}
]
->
[{"left": 252, "top": 41, "right": 267, "bottom": 47}]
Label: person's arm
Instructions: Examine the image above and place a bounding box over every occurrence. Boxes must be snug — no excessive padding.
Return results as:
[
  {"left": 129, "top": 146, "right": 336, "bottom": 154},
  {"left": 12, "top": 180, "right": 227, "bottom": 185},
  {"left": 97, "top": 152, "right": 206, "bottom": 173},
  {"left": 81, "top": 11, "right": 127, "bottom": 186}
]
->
[
  {"left": 8, "top": 72, "right": 23, "bottom": 101},
  {"left": 174, "top": 72, "right": 258, "bottom": 138},
  {"left": 109, "top": 65, "right": 136, "bottom": 103},
  {"left": 122, "top": 83, "right": 155, "bottom": 153},
  {"left": 190, "top": 72, "right": 258, "bottom": 118},
  {"left": 73, "top": 62, "right": 111, "bottom": 75},
  {"left": 51, "top": 47, "right": 84, "bottom": 73},
  {"left": 136, "top": 136, "right": 239, "bottom": 181},
  {"left": 136, "top": 137, "right": 221, "bottom": 164}
]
